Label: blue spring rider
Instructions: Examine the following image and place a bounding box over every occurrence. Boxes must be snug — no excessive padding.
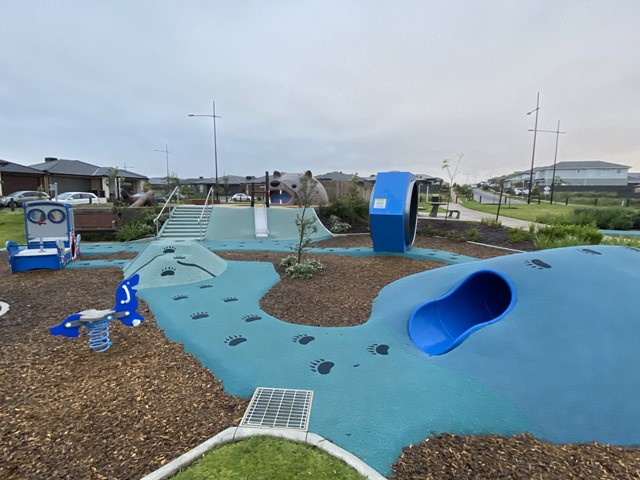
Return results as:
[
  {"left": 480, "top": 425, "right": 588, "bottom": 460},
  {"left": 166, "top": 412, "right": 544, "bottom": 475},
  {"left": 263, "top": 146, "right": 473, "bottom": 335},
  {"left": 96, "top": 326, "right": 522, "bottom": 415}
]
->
[{"left": 50, "top": 274, "right": 144, "bottom": 352}]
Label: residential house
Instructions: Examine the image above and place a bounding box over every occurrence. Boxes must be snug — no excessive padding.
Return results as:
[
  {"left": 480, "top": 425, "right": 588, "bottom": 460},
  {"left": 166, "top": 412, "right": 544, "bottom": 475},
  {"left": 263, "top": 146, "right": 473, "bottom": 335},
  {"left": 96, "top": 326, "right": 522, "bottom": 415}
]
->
[
  {"left": 0, "top": 158, "right": 46, "bottom": 196},
  {"left": 505, "top": 160, "right": 631, "bottom": 189},
  {"left": 28, "top": 157, "right": 147, "bottom": 199}
]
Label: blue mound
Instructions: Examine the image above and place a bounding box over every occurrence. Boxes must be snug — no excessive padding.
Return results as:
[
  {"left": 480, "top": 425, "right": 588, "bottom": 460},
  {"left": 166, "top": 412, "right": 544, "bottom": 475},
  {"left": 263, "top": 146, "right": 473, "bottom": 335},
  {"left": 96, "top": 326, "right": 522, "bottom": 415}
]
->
[
  {"left": 130, "top": 244, "right": 640, "bottom": 475},
  {"left": 408, "top": 269, "right": 516, "bottom": 355}
]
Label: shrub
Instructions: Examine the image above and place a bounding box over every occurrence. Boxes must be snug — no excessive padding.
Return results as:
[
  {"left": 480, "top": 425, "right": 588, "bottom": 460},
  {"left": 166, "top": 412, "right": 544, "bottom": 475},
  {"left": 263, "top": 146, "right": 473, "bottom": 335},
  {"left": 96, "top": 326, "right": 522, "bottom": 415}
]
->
[
  {"left": 465, "top": 227, "right": 480, "bottom": 241},
  {"left": 280, "top": 256, "right": 324, "bottom": 279},
  {"left": 533, "top": 224, "right": 603, "bottom": 250},
  {"left": 540, "top": 207, "right": 640, "bottom": 230},
  {"left": 600, "top": 236, "right": 640, "bottom": 247},
  {"left": 508, "top": 227, "right": 533, "bottom": 244},
  {"left": 480, "top": 217, "right": 502, "bottom": 228},
  {"left": 328, "top": 215, "right": 351, "bottom": 233},
  {"left": 115, "top": 221, "right": 154, "bottom": 241}
]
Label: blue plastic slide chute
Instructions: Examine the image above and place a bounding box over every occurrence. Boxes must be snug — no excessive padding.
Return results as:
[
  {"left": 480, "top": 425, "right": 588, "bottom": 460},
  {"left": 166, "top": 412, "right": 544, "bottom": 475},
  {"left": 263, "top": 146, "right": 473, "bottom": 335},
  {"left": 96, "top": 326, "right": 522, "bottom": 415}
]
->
[
  {"left": 408, "top": 269, "right": 517, "bottom": 355},
  {"left": 369, "top": 171, "right": 418, "bottom": 252}
]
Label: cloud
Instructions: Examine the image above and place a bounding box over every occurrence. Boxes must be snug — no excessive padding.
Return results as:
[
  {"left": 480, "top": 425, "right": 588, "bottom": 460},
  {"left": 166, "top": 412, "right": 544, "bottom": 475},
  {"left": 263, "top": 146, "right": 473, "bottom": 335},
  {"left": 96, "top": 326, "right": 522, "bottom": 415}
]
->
[{"left": 1, "top": 1, "right": 639, "bottom": 179}]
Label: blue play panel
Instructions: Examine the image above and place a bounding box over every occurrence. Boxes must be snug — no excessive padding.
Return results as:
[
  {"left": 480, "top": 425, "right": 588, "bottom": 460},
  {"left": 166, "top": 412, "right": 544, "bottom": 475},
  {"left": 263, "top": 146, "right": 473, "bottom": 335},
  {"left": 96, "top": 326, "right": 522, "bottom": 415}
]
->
[{"left": 72, "top": 238, "right": 640, "bottom": 475}]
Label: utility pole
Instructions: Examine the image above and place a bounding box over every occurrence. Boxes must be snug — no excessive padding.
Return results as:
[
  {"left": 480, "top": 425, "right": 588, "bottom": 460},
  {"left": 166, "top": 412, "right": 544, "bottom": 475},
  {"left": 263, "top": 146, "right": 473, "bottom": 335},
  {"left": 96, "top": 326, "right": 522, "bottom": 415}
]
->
[
  {"left": 526, "top": 92, "right": 541, "bottom": 205},
  {"left": 154, "top": 144, "right": 170, "bottom": 180},
  {"left": 531, "top": 121, "right": 566, "bottom": 204}
]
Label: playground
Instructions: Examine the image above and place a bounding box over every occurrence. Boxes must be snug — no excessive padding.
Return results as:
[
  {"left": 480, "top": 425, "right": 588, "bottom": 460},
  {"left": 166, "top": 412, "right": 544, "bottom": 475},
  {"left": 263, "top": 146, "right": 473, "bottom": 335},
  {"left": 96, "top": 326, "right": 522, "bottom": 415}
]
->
[{"left": 2, "top": 191, "right": 640, "bottom": 478}]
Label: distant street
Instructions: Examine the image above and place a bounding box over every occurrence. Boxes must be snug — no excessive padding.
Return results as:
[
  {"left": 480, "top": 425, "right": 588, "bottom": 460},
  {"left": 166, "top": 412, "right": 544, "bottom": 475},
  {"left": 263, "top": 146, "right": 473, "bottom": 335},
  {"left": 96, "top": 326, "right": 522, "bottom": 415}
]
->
[{"left": 472, "top": 188, "right": 525, "bottom": 205}]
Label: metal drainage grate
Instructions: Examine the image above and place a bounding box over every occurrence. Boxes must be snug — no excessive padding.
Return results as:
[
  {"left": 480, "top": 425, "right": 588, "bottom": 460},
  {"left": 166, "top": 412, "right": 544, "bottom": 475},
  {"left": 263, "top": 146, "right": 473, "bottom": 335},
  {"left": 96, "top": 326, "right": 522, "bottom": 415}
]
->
[{"left": 240, "top": 387, "right": 314, "bottom": 431}]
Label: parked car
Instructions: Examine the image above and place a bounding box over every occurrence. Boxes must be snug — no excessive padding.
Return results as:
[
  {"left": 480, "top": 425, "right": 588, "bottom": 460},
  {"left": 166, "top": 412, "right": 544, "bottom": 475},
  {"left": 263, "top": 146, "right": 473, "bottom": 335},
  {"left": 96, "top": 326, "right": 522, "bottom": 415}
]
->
[
  {"left": 514, "top": 188, "right": 530, "bottom": 195},
  {"left": 0, "top": 190, "right": 50, "bottom": 207},
  {"left": 56, "top": 192, "right": 103, "bottom": 205},
  {"left": 231, "top": 193, "right": 252, "bottom": 202}
]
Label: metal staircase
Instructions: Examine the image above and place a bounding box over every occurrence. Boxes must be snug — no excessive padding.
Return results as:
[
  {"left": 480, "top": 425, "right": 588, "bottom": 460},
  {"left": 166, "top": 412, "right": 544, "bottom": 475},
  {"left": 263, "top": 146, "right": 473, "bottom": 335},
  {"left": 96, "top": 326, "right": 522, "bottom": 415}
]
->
[{"left": 158, "top": 205, "right": 212, "bottom": 239}]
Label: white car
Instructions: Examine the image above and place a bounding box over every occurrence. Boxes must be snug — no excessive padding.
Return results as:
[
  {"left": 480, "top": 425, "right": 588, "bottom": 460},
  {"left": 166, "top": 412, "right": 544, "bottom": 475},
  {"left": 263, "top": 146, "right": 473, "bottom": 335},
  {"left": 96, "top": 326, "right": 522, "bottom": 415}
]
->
[
  {"left": 57, "top": 192, "right": 103, "bottom": 205},
  {"left": 0, "top": 190, "right": 50, "bottom": 206},
  {"left": 231, "top": 193, "right": 252, "bottom": 202}
]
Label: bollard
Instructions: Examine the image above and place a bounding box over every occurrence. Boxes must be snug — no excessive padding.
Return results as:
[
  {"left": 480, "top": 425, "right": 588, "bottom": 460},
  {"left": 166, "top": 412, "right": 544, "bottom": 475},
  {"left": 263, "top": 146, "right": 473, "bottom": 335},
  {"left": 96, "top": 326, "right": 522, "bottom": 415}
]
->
[{"left": 10, "top": 200, "right": 16, "bottom": 211}]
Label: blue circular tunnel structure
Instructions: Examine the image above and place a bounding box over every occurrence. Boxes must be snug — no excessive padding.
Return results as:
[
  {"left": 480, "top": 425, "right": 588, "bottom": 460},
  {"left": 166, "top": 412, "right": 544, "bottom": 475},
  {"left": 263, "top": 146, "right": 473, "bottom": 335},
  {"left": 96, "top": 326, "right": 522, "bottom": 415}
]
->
[{"left": 369, "top": 171, "right": 418, "bottom": 253}]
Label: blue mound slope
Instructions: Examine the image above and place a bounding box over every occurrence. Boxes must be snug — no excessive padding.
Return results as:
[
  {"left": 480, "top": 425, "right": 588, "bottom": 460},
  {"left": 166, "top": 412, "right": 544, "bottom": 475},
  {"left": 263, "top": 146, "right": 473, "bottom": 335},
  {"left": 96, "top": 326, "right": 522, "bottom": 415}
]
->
[{"left": 131, "top": 244, "right": 640, "bottom": 475}]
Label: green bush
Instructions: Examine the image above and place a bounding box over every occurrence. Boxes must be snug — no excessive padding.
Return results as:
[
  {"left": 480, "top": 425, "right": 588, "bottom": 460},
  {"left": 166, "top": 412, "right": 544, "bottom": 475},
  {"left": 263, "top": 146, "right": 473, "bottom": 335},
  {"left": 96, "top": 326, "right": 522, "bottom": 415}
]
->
[
  {"left": 533, "top": 224, "right": 603, "bottom": 250},
  {"left": 465, "top": 227, "right": 480, "bottom": 241},
  {"left": 539, "top": 207, "right": 640, "bottom": 230},
  {"left": 508, "top": 227, "right": 533, "bottom": 244},
  {"left": 318, "top": 196, "right": 369, "bottom": 225},
  {"left": 480, "top": 217, "right": 502, "bottom": 228},
  {"left": 279, "top": 255, "right": 324, "bottom": 279},
  {"left": 115, "top": 221, "right": 154, "bottom": 241},
  {"left": 328, "top": 214, "right": 351, "bottom": 233}
]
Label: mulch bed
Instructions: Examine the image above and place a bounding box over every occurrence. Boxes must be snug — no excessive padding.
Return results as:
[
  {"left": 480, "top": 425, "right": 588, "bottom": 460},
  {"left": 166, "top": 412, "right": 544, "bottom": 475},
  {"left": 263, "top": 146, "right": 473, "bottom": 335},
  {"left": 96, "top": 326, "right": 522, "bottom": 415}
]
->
[{"left": 1, "top": 219, "right": 639, "bottom": 479}]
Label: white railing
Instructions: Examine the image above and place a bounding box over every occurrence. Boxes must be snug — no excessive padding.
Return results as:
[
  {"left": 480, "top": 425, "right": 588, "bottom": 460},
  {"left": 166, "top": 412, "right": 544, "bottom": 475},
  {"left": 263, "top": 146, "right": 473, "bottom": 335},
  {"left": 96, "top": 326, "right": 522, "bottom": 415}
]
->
[
  {"left": 154, "top": 186, "right": 181, "bottom": 238},
  {"left": 198, "top": 187, "right": 215, "bottom": 241}
]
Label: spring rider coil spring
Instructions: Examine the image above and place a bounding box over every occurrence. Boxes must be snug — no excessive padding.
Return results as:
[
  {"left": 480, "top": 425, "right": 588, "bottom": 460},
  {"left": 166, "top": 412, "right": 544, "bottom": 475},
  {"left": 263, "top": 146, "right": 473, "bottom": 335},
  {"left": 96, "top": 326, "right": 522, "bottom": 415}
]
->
[{"left": 86, "top": 318, "right": 112, "bottom": 352}]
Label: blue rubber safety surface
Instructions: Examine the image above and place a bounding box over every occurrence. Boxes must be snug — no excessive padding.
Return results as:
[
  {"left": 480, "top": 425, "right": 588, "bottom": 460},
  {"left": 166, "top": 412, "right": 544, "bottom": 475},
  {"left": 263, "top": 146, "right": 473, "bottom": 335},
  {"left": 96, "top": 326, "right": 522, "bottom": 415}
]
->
[{"left": 74, "top": 238, "right": 640, "bottom": 476}]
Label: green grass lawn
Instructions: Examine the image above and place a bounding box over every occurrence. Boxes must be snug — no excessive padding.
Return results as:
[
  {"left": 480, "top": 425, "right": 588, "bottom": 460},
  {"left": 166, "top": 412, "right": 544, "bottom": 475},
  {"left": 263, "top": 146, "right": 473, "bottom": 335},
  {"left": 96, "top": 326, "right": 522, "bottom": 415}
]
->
[
  {"left": 461, "top": 199, "right": 575, "bottom": 223},
  {"left": 171, "top": 436, "right": 365, "bottom": 480},
  {"left": 0, "top": 210, "right": 25, "bottom": 245}
]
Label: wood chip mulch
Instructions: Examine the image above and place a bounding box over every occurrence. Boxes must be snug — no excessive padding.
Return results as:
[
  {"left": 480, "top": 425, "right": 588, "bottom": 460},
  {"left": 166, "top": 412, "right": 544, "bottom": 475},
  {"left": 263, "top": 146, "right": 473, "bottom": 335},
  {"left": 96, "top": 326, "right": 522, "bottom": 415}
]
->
[{"left": 1, "top": 222, "right": 639, "bottom": 479}]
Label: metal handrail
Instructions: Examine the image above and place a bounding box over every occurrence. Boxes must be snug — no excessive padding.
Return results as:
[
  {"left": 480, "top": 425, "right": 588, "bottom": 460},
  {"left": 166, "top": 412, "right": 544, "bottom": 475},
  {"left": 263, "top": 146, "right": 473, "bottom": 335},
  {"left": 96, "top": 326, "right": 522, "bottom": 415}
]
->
[
  {"left": 198, "top": 187, "right": 215, "bottom": 241},
  {"left": 154, "top": 186, "right": 181, "bottom": 238}
]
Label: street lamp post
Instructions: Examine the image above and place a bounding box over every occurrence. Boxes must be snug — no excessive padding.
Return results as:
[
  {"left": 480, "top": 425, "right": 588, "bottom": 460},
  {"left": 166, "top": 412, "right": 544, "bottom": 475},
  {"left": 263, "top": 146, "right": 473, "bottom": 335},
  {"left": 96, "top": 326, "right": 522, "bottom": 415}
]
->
[
  {"left": 526, "top": 92, "right": 541, "bottom": 205},
  {"left": 188, "top": 100, "right": 221, "bottom": 200}
]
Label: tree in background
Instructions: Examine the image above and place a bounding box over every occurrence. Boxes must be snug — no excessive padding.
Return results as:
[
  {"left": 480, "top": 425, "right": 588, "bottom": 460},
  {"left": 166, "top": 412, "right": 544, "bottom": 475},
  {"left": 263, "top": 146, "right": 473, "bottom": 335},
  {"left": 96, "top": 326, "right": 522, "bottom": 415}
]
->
[
  {"left": 165, "top": 172, "right": 181, "bottom": 194},
  {"left": 442, "top": 153, "right": 464, "bottom": 221},
  {"left": 343, "top": 174, "right": 369, "bottom": 225}
]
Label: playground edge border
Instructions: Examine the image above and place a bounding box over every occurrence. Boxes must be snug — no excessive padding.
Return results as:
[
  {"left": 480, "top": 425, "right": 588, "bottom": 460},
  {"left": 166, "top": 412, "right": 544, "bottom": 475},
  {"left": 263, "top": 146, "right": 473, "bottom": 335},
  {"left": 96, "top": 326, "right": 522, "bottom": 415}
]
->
[{"left": 139, "top": 426, "right": 387, "bottom": 480}]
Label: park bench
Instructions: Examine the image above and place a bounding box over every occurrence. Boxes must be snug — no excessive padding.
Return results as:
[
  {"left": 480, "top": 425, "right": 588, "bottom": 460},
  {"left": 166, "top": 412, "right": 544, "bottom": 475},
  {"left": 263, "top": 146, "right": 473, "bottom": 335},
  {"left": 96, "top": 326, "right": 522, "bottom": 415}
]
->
[{"left": 445, "top": 209, "right": 461, "bottom": 219}]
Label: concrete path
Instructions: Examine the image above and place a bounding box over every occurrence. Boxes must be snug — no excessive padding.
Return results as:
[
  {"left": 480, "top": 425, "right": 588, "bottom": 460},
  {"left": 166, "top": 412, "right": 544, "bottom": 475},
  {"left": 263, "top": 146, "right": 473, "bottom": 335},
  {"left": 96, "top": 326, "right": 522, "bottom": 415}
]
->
[{"left": 419, "top": 202, "right": 539, "bottom": 229}]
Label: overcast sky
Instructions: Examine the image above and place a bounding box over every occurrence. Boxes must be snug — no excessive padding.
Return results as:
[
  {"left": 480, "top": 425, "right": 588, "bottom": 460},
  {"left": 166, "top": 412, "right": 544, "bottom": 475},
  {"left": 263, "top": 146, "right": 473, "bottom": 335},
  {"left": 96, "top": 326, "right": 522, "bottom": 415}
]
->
[{"left": 1, "top": 1, "right": 639, "bottom": 182}]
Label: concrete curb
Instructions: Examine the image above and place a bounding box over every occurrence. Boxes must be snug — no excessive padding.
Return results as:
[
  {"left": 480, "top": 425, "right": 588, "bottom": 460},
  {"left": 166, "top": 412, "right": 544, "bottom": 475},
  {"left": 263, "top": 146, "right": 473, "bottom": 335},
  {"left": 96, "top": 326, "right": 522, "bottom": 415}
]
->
[{"left": 140, "top": 426, "right": 386, "bottom": 480}]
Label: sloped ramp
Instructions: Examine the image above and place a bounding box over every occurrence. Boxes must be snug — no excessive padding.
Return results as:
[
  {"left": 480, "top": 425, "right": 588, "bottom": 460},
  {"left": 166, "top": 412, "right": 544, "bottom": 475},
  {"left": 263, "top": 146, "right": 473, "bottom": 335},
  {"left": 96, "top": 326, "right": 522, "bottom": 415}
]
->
[
  {"left": 254, "top": 204, "right": 269, "bottom": 239},
  {"left": 204, "top": 206, "right": 331, "bottom": 241}
]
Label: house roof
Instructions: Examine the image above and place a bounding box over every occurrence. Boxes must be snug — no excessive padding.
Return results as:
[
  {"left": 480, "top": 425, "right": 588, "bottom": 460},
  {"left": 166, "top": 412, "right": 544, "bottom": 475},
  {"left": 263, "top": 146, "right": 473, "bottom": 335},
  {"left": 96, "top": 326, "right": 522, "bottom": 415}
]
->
[
  {"left": 0, "top": 158, "right": 45, "bottom": 175},
  {"left": 316, "top": 171, "right": 366, "bottom": 182},
  {"left": 538, "top": 160, "right": 630, "bottom": 170},
  {"left": 29, "top": 158, "right": 103, "bottom": 175},
  {"left": 29, "top": 158, "right": 147, "bottom": 179},
  {"left": 94, "top": 167, "right": 147, "bottom": 180}
]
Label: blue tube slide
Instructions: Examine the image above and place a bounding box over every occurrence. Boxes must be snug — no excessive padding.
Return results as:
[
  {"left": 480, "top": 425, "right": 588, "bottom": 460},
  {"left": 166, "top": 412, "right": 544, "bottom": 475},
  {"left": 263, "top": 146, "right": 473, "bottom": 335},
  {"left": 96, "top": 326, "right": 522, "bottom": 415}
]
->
[{"left": 408, "top": 270, "right": 516, "bottom": 356}]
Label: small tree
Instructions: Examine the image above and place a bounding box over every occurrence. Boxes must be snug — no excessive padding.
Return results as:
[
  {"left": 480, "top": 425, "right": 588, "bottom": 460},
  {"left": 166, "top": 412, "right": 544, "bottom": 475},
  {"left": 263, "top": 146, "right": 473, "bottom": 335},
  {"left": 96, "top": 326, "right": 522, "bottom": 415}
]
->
[
  {"left": 343, "top": 175, "right": 368, "bottom": 225},
  {"left": 280, "top": 171, "right": 324, "bottom": 278},
  {"left": 442, "top": 153, "right": 464, "bottom": 221},
  {"left": 222, "top": 175, "right": 230, "bottom": 198},
  {"left": 292, "top": 171, "right": 319, "bottom": 263},
  {"left": 166, "top": 171, "right": 181, "bottom": 194}
]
